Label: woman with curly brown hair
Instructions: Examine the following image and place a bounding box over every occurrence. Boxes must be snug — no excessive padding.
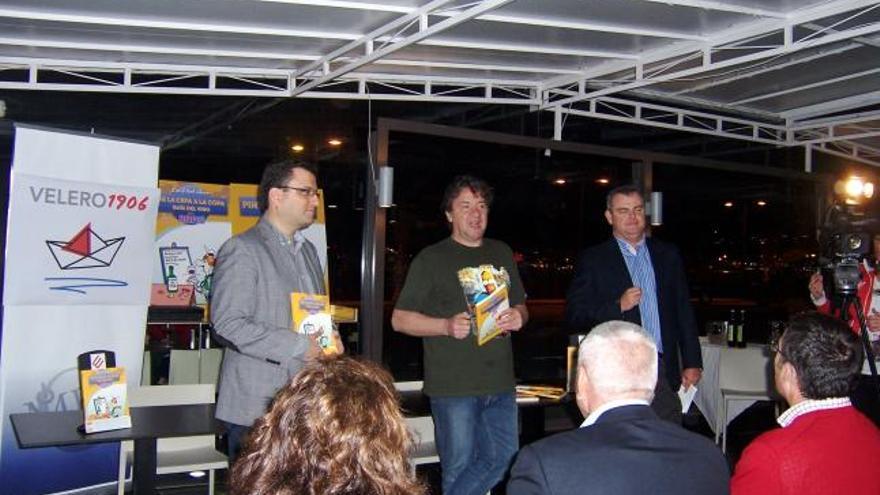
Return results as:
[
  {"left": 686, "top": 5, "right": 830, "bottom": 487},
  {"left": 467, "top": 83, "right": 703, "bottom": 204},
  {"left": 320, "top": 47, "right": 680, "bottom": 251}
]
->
[{"left": 229, "top": 356, "right": 425, "bottom": 495}]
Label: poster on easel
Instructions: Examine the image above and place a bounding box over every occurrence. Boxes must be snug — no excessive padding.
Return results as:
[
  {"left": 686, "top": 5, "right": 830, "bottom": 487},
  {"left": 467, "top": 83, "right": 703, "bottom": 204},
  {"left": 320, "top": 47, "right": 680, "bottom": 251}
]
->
[{"left": 154, "top": 181, "right": 231, "bottom": 305}]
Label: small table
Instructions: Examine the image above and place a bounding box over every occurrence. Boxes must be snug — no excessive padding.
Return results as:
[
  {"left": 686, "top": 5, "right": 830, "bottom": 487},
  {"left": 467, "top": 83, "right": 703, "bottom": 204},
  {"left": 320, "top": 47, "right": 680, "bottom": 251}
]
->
[
  {"left": 695, "top": 338, "right": 774, "bottom": 434},
  {"left": 10, "top": 403, "right": 217, "bottom": 495},
  {"left": 518, "top": 395, "right": 572, "bottom": 445}
]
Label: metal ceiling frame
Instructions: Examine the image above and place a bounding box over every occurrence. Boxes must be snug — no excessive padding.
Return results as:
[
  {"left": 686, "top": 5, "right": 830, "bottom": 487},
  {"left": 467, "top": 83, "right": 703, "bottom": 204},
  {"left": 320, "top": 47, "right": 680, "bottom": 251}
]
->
[{"left": 1, "top": 0, "right": 880, "bottom": 165}]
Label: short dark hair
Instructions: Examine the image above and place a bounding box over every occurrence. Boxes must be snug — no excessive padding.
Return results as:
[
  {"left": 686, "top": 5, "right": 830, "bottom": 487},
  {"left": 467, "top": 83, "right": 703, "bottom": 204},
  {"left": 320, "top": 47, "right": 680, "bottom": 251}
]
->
[
  {"left": 779, "top": 312, "right": 862, "bottom": 399},
  {"left": 441, "top": 175, "right": 494, "bottom": 213},
  {"left": 257, "top": 159, "right": 318, "bottom": 213},
  {"left": 606, "top": 184, "right": 644, "bottom": 210}
]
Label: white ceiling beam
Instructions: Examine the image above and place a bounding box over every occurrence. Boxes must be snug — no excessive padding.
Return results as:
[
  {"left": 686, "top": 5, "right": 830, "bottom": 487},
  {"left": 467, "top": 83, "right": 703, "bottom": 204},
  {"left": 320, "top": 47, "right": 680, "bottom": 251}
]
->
[
  {"left": 370, "top": 58, "right": 582, "bottom": 75},
  {"left": 669, "top": 43, "right": 860, "bottom": 96},
  {"left": 550, "top": 96, "right": 786, "bottom": 146},
  {"left": 780, "top": 89, "right": 880, "bottom": 120},
  {"left": 405, "top": 38, "right": 638, "bottom": 59},
  {"left": 634, "top": 0, "right": 786, "bottom": 18},
  {"left": 0, "top": 56, "right": 294, "bottom": 76},
  {"left": 791, "top": 109, "right": 880, "bottom": 129},
  {"left": 292, "top": 0, "right": 457, "bottom": 81},
  {"left": 0, "top": 37, "right": 320, "bottom": 63},
  {"left": 345, "top": 70, "right": 538, "bottom": 87},
  {"left": 291, "top": 0, "right": 514, "bottom": 96},
  {"left": 0, "top": 56, "right": 542, "bottom": 90},
  {"left": 542, "top": 0, "right": 880, "bottom": 104},
  {"left": 256, "top": 0, "right": 411, "bottom": 13},
  {"left": 0, "top": 7, "right": 359, "bottom": 41},
  {"left": 730, "top": 66, "right": 880, "bottom": 106},
  {"left": 544, "top": 11, "right": 880, "bottom": 109},
  {"left": 795, "top": 129, "right": 880, "bottom": 146},
  {"left": 261, "top": 1, "right": 705, "bottom": 40},
  {"left": 433, "top": 12, "right": 705, "bottom": 41},
  {"left": 812, "top": 140, "right": 880, "bottom": 167}
]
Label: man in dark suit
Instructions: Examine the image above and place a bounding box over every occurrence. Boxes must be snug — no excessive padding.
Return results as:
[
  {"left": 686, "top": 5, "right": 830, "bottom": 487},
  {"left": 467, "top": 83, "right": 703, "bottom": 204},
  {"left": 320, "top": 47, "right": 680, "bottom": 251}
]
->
[
  {"left": 508, "top": 321, "right": 729, "bottom": 495},
  {"left": 566, "top": 184, "right": 702, "bottom": 421}
]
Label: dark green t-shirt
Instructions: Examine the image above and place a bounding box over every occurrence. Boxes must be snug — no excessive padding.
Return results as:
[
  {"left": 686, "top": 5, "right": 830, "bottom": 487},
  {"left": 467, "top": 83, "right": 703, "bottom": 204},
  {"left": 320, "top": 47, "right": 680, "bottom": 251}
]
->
[{"left": 395, "top": 237, "right": 526, "bottom": 397}]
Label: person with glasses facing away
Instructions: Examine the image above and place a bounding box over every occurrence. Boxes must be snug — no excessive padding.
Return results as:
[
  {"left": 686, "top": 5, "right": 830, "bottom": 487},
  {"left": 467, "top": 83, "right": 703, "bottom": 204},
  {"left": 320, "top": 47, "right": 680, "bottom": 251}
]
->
[
  {"left": 212, "top": 159, "right": 341, "bottom": 461},
  {"left": 732, "top": 312, "right": 880, "bottom": 495}
]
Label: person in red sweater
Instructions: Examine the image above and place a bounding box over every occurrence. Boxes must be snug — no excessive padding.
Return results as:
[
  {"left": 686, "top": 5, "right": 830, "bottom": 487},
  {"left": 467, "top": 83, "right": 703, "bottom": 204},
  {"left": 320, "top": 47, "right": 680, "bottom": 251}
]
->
[{"left": 731, "top": 312, "right": 880, "bottom": 495}]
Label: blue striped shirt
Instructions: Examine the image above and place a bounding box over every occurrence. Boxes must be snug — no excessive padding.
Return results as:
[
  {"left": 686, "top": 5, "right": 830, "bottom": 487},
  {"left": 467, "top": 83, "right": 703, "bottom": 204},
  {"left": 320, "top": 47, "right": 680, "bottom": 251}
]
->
[{"left": 616, "top": 236, "right": 663, "bottom": 353}]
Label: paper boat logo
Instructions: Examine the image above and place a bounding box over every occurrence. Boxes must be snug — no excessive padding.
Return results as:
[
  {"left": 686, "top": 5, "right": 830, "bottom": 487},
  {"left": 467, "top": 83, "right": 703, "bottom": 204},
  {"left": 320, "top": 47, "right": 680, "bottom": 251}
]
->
[{"left": 46, "top": 223, "right": 125, "bottom": 270}]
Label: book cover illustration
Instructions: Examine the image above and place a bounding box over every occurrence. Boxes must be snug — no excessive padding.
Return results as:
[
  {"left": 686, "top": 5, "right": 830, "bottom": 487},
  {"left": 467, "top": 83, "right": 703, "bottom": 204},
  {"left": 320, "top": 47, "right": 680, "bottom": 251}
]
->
[
  {"left": 290, "top": 292, "right": 337, "bottom": 355},
  {"left": 457, "top": 264, "right": 511, "bottom": 346},
  {"left": 79, "top": 367, "right": 131, "bottom": 433}
]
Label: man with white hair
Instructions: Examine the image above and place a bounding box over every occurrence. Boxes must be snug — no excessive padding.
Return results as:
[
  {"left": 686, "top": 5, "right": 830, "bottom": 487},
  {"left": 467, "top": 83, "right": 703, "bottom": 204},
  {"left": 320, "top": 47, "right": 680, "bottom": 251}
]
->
[{"left": 507, "top": 321, "right": 729, "bottom": 495}]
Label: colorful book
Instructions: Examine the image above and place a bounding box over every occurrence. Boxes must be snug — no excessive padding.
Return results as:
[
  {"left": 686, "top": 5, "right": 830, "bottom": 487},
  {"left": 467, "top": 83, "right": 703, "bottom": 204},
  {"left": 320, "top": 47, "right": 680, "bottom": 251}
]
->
[
  {"left": 290, "top": 292, "right": 337, "bottom": 355},
  {"left": 457, "top": 264, "right": 511, "bottom": 346},
  {"left": 80, "top": 367, "right": 131, "bottom": 433}
]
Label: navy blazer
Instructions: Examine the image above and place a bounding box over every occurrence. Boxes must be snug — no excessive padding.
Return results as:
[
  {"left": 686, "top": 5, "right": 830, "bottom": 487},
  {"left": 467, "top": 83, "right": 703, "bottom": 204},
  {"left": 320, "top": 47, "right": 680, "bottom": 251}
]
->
[
  {"left": 507, "top": 405, "right": 730, "bottom": 495},
  {"left": 565, "top": 237, "right": 702, "bottom": 387}
]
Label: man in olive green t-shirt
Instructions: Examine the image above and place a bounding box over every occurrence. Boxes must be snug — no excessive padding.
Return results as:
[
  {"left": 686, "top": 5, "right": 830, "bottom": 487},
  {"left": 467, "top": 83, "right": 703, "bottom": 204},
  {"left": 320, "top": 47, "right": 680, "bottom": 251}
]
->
[{"left": 392, "top": 175, "right": 529, "bottom": 495}]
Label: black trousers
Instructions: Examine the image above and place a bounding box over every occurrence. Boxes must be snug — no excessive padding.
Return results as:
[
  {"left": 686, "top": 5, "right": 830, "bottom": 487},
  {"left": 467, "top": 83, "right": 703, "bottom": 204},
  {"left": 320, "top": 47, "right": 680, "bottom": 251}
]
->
[{"left": 651, "top": 357, "right": 683, "bottom": 424}]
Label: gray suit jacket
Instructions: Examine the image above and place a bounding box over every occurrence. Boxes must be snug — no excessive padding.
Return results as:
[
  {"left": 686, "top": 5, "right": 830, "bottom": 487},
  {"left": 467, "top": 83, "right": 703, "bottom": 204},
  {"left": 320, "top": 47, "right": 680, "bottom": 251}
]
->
[{"left": 211, "top": 217, "right": 325, "bottom": 426}]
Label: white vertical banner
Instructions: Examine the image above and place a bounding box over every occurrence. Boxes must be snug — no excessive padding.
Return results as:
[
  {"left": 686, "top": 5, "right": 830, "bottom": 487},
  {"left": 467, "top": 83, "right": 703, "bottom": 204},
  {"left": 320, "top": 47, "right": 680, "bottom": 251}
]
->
[{"left": 0, "top": 125, "right": 160, "bottom": 495}]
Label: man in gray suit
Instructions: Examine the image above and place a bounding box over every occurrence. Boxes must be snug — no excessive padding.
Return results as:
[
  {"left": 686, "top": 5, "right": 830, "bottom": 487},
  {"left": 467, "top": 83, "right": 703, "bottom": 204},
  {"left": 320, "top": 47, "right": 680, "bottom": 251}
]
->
[{"left": 211, "top": 159, "right": 327, "bottom": 459}]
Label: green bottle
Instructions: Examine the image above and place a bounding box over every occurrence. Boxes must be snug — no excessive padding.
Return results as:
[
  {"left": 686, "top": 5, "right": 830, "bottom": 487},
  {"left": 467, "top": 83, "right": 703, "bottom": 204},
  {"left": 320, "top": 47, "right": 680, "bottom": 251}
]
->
[{"left": 166, "top": 266, "right": 178, "bottom": 295}]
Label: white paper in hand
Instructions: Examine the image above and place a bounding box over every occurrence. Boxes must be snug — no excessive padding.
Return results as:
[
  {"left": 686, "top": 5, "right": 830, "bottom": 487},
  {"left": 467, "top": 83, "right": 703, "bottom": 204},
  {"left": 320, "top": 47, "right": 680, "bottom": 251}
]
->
[{"left": 678, "top": 385, "right": 697, "bottom": 414}]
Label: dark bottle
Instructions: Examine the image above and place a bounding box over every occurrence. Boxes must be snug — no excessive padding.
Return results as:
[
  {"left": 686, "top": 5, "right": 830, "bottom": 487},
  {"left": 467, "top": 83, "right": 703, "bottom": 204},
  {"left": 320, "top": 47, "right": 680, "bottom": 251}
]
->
[
  {"left": 727, "top": 309, "right": 737, "bottom": 347},
  {"left": 736, "top": 309, "right": 747, "bottom": 348}
]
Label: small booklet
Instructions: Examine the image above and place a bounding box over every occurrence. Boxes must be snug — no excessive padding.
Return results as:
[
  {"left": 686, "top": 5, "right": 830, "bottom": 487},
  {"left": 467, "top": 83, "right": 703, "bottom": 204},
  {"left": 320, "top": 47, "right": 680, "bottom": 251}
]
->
[
  {"left": 80, "top": 367, "right": 131, "bottom": 433},
  {"left": 457, "top": 264, "right": 512, "bottom": 346},
  {"left": 678, "top": 384, "right": 698, "bottom": 414},
  {"left": 290, "top": 292, "right": 337, "bottom": 355}
]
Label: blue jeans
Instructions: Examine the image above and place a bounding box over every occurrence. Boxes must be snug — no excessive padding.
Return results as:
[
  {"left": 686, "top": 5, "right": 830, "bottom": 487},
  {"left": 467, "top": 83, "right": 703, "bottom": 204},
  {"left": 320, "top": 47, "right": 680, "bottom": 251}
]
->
[{"left": 430, "top": 392, "right": 519, "bottom": 495}]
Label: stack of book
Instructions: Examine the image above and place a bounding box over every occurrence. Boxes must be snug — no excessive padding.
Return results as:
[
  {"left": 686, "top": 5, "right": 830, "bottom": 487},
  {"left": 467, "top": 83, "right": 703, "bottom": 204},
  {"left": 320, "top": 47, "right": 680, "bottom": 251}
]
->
[{"left": 516, "top": 385, "right": 567, "bottom": 401}]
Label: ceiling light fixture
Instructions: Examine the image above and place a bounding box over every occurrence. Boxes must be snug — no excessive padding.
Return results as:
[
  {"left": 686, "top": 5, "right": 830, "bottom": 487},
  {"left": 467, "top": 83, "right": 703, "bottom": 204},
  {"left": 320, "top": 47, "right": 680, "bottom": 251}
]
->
[
  {"left": 291, "top": 144, "right": 304, "bottom": 152},
  {"left": 327, "top": 138, "right": 342, "bottom": 146}
]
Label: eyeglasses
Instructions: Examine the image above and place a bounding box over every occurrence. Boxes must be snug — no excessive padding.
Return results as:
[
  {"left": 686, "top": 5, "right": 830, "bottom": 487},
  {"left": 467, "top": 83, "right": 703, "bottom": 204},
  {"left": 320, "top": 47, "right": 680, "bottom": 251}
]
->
[
  {"left": 769, "top": 330, "right": 787, "bottom": 361},
  {"left": 277, "top": 185, "right": 319, "bottom": 198}
]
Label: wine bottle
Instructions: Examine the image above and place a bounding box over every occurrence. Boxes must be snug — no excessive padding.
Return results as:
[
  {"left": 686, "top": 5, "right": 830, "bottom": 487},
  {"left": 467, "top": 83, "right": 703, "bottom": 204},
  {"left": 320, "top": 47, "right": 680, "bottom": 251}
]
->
[
  {"left": 166, "top": 266, "right": 179, "bottom": 295},
  {"left": 727, "top": 309, "right": 737, "bottom": 347}
]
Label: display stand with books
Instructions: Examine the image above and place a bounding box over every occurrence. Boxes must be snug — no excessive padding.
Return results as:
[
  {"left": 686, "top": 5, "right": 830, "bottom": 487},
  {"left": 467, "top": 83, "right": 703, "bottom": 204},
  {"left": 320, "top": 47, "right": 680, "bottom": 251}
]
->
[{"left": 77, "top": 350, "right": 131, "bottom": 433}]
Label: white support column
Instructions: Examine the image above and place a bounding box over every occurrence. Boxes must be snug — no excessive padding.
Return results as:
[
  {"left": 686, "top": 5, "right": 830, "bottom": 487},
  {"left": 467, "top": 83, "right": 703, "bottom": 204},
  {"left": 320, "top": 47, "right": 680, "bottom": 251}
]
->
[
  {"left": 804, "top": 144, "right": 813, "bottom": 173},
  {"left": 554, "top": 106, "right": 562, "bottom": 141}
]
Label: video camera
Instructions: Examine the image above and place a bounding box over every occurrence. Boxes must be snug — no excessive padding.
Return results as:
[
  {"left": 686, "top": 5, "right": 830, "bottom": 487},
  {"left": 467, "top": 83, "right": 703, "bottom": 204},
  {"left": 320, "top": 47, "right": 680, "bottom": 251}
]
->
[{"left": 818, "top": 202, "right": 879, "bottom": 295}]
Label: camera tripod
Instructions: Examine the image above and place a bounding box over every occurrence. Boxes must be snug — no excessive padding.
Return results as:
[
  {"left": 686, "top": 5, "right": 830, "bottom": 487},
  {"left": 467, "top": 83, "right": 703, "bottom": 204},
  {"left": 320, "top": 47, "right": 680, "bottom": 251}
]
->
[{"left": 838, "top": 293, "right": 880, "bottom": 395}]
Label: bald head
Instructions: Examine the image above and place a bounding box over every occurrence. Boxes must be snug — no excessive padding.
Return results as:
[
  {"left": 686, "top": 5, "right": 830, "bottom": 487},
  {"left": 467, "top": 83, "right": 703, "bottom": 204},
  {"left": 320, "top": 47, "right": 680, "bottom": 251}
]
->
[{"left": 577, "top": 321, "right": 657, "bottom": 414}]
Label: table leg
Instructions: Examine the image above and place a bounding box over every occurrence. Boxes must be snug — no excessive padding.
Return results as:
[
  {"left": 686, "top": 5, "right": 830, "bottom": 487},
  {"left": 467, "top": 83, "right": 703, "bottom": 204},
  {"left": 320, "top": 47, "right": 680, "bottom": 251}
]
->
[
  {"left": 519, "top": 407, "right": 546, "bottom": 445},
  {"left": 133, "top": 437, "right": 157, "bottom": 494}
]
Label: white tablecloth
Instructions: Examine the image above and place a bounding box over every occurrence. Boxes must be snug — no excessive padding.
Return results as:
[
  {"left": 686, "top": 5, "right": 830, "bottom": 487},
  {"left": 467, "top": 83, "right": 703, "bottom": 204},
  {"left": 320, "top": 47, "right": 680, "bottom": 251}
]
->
[{"left": 693, "top": 337, "right": 774, "bottom": 434}]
